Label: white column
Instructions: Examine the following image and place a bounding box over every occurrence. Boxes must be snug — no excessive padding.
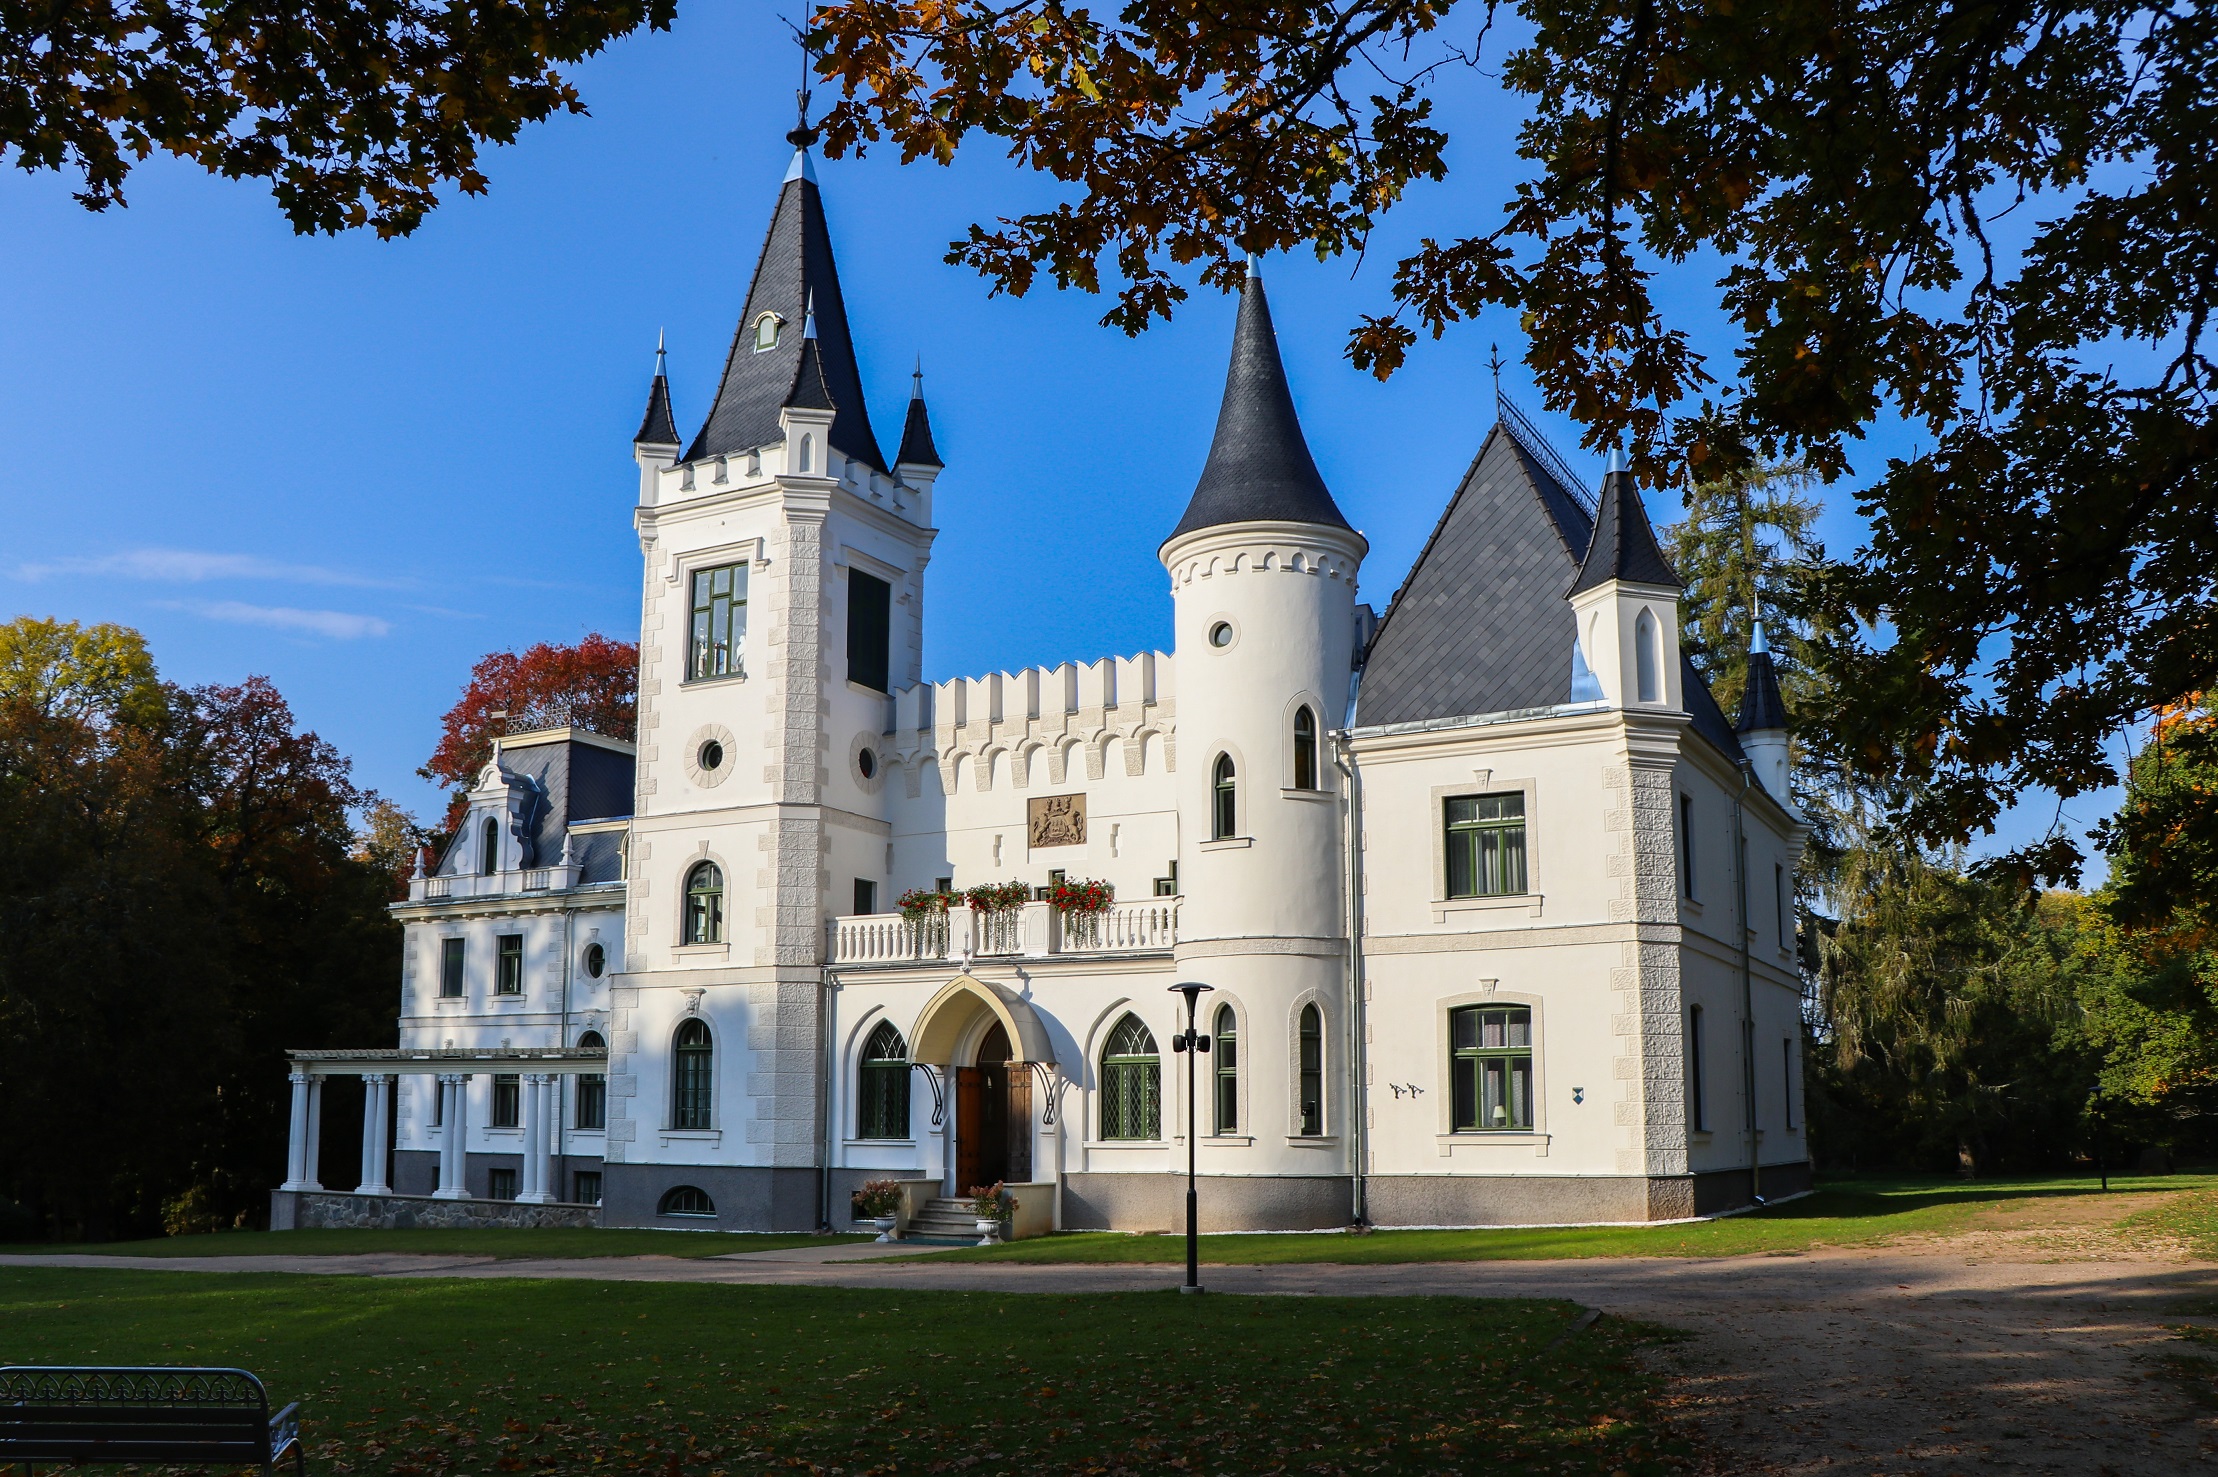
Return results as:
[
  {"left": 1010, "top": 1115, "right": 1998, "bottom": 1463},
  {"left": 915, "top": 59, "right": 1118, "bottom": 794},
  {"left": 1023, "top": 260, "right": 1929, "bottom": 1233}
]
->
[
  {"left": 434, "top": 1074, "right": 470, "bottom": 1198},
  {"left": 282, "top": 1071, "right": 313, "bottom": 1190},
  {"left": 518, "top": 1074, "right": 551, "bottom": 1203},
  {"left": 535, "top": 1075, "right": 559, "bottom": 1203},
  {"left": 302, "top": 1076, "right": 325, "bottom": 1190},
  {"left": 359, "top": 1076, "right": 392, "bottom": 1195}
]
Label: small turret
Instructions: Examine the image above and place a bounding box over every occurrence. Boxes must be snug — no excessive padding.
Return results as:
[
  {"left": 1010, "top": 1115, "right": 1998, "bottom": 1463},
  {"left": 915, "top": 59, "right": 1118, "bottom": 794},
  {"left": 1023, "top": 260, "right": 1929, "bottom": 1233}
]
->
[
  {"left": 896, "top": 363, "right": 942, "bottom": 474},
  {"left": 1736, "top": 620, "right": 1794, "bottom": 810},
  {"left": 633, "top": 333, "right": 681, "bottom": 501},
  {"left": 1565, "top": 449, "right": 1683, "bottom": 711}
]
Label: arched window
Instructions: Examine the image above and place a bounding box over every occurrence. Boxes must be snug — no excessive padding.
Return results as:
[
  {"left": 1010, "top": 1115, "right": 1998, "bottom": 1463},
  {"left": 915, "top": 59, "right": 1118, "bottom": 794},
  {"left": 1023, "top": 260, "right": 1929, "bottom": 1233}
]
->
[
  {"left": 479, "top": 816, "right": 499, "bottom": 876},
  {"left": 1211, "top": 754, "right": 1237, "bottom": 840},
  {"left": 672, "top": 1018, "right": 713, "bottom": 1129},
  {"left": 1212, "top": 1003, "right": 1239, "bottom": 1134},
  {"left": 857, "top": 1021, "right": 909, "bottom": 1139},
  {"left": 1099, "top": 1014, "right": 1161, "bottom": 1140},
  {"left": 574, "top": 1030, "right": 607, "bottom": 1132},
  {"left": 1298, "top": 1003, "right": 1324, "bottom": 1135},
  {"left": 798, "top": 434, "right": 814, "bottom": 473},
  {"left": 1635, "top": 608, "right": 1660, "bottom": 703},
  {"left": 753, "top": 312, "right": 782, "bottom": 351},
  {"left": 1292, "top": 706, "right": 1318, "bottom": 790},
  {"left": 659, "top": 1185, "right": 716, "bottom": 1217},
  {"left": 684, "top": 862, "right": 724, "bottom": 945}
]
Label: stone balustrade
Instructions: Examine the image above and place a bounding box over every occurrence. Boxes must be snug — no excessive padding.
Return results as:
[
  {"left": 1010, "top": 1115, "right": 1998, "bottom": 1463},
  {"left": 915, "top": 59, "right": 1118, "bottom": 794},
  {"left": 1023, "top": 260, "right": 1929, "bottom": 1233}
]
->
[{"left": 829, "top": 898, "right": 1179, "bottom": 966}]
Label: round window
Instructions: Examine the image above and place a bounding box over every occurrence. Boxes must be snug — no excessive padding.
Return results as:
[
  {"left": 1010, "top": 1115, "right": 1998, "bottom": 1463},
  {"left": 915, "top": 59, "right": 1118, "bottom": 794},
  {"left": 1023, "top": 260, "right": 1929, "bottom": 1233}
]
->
[
  {"left": 583, "top": 942, "right": 606, "bottom": 979},
  {"left": 1209, "top": 621, "right": 1234, "bottom": 648},
  {"left": 697, "top": 739, "right": 725, "bottom": 772},
  {"left": 858, "top": 748, "right": 877, "bottom": 780}
]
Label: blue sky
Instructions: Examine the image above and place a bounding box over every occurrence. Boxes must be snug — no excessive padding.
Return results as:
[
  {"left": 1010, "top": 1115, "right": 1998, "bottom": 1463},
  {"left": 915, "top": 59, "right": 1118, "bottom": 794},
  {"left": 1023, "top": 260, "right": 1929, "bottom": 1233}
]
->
[{"left": 0, "top": 7, "right": 2118, "bottom": 875}]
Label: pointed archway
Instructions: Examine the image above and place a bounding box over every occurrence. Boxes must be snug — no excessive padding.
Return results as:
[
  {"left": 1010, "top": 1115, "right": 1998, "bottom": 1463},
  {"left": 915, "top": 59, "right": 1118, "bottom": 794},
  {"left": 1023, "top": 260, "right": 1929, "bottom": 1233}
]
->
[{"left": 909, "top": 976, "right": 1055, "bottom": 1194}]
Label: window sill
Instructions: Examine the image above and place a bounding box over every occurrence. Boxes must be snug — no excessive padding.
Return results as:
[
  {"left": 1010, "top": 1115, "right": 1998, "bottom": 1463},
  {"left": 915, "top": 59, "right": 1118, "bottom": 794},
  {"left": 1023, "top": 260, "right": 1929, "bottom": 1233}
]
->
[
  {"left": 1286, "top": 1134, "right": 1340, "bottom": 1149},
  {"left": 1279, "top": 788, "right": 1333, "bottom": 803},
  {"left": 1682, "top": 898, "right": 1705, "bottom": 915},
  {"left": 484, "top": 1126, "right": 522, "bottom": 1137},
  {"left": 1201, "top": 1135, "right": 1253, "bottom": 1148},
  {"left": 845, "top": 680, "right": 890, "bottom": 698},
  {"left": 681, "top": 671, "right": 747, "bottom": 690},
  {"left": 1436, "top": 1131, "right": 1551, "bottom": 1156},
  {"left": 671, "top": 944, "right": 730, "bottom": 959},
  {"left": 658, "top": 1129, "right": 722, "bottom": 1148},
  {"left": 844, "top": 1138, "right": 917, "bottom": 1149},
  {"left": 1084, "top": 1140, "right": 1169, "bottom": 1151},
  {"left": 1198, "top": 837, "right": 1252, "bottom": 852},
  {"left": 1431, "top": 893, "right": 1543, "bottom": 923}
]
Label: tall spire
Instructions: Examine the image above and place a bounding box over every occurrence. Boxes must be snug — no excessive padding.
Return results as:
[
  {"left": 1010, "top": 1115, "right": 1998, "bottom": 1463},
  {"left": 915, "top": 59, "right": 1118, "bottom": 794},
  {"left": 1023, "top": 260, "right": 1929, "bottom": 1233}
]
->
[
  {"left": 1167, "top": 266, "right": 1351, "bottom": 540},
  {"left": 1569, "top": 450, "right": 1678, "bottom": 593},
  {"left": 1737, "top": 618, "right": 1789, "bottom": 732},
  {"left": 682, "top": 151, "right": 886, "bottom": 471},
  {"left": 896, "top": 359, "right": 943, "bottom": 470},
  {"left": 633, "top": 330, "right": 679, "bottom": 448}
]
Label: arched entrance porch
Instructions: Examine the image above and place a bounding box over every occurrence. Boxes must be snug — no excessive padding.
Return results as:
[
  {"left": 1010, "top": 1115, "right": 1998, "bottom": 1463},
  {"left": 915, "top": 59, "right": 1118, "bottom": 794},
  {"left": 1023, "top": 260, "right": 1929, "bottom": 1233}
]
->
[{"left": 908, "top": 976, "right": 1056, "bottom": 1197}]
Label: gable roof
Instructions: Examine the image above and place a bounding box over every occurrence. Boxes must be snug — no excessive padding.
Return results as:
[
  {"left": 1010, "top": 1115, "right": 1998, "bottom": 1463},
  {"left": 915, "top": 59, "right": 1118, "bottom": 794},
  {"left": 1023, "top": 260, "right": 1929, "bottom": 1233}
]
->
[
  {"left": 1356, "top": 417, "right": 1744, "bottom": 764},
  {"left": 682, "top": 152, "right": 886, "bottom": 472},
  {"left": 1167, "top": 269, "right": 1351, "bottom": 541}
]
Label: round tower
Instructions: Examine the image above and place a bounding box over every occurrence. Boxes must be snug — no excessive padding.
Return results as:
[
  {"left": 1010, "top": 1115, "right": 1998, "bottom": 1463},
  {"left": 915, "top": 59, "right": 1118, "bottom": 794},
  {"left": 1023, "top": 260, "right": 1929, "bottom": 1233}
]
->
[{"left": 1159, "top": 266, "right": 1365, "bottom": 1215}]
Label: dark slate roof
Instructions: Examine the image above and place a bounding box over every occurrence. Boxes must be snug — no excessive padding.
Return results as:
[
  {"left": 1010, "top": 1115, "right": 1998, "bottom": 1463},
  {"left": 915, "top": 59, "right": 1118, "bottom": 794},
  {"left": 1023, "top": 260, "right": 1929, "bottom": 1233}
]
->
[
  {"left": 1167, "top": 270, "right": 1351, "bottom": 540},
  {"left": 1738, "top": 634, "right": 1789, "bottom": 732},
  {"left": 896, "top": 378, "right": 942, "bottom": 468},
  {"left": 1570, "top": 465, "right": 1680, "bottom": 593},
  {"left": 682, "top": 153, "right": 887, "bottom": 472},
  {"left": 634, "top": 370, "right": 679, "bottom": 447},
  {"left": 437, "top": 734, "right": 635, "bottom": 876},
  {"left": 1356, "top": 420, "right": 1744, "bottom": 764},
  {"left": 787, "top": 334, "right": 836, "bottom": 412}
]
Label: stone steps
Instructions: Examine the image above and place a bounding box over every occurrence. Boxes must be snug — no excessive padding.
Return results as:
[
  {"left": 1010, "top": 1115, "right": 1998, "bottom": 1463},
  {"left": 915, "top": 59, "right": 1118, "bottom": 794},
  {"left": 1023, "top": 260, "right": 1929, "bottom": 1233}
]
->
[{"left": 907, "top": 1197, "right": 993, "bottom": 1242}]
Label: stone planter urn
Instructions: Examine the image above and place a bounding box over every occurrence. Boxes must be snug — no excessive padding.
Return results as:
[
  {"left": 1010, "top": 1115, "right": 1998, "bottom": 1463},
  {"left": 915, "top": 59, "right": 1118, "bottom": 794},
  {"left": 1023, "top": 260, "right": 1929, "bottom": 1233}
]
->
[
  {"left": 871, "top": 1216, "right": 898, "bottom": 1243},
  {"left": 974, "top": 1218, "right": 1000, "bottom": 1246}
]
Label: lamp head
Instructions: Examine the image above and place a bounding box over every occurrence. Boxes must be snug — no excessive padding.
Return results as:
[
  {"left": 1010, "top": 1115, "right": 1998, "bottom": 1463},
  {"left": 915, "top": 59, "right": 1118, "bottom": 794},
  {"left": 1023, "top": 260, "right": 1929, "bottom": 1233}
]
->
[{"left": 1168, "top": 981, "right": 1215, "bottom": 1004}]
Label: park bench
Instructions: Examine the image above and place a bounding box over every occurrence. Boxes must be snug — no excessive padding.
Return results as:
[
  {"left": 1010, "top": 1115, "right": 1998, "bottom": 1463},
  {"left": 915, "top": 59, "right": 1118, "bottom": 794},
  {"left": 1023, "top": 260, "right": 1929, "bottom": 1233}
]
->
[{"left": 0, "top": 1365, "right": 303, "bottom": 1474}]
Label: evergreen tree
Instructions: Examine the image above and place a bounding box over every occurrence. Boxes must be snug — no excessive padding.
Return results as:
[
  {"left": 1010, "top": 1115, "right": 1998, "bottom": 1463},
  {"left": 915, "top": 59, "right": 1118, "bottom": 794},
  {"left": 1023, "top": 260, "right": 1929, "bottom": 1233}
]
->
[{"left": 1661, "top": 462, "right": 1824, "bottom": 722}]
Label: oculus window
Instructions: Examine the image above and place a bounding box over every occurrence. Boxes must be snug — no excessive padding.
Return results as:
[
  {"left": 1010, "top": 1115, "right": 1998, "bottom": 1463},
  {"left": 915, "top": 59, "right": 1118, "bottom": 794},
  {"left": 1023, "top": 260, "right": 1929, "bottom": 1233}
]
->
[
  {"left": 688, "top": 563, "right": 747, "bottom": 682},
  {"left": 1099, "top": 1014, "right": 1161, "bottom": 1141},
  {"left": 1449, "top": 1005, "right": 1533, "bottom": 1131},
  {"left": 857, "top": 1021, "right": 909, "bottom": 1139},
  {"left": 1445, "top": 793, "right": 1527, "bottom": 897},
  {"left": 847, "top": 570, "right": 892, "bottom": 692}
]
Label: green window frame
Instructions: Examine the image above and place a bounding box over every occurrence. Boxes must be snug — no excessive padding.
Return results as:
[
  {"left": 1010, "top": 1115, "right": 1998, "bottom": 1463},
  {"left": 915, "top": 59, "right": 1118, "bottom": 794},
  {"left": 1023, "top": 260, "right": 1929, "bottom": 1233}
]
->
[
  {"left": 575, "top": 1030, "right": 607, "bottom": 1131},
  {"left": 1449, "top": 1005, "right": 1534, "bottom": 1132},
  {"left": 491, "top": 1073, "right": 520, "bottom": 1128},
  {"left": 1099, "top": 1014, "right": 1161, "bottom": 1141},
  {"left": 847, "top": 570, "right": 892, "bottom": 692},
  {"left": 1298, "top": 1003, "right": 1324, "bottom": 1135},
  {"left": 688, "top": 562, "right": 747, "bottom": 682},
  {"left": 1212, "top": 1004, "right": 1238, "bottom": 1134},
  {"left": 1292, "top": 706, "right": 1318, "bottom": 790},
  {"left": 495, "top": 933, "right": 523, "bottom": 994},
  {"left": 1211, "top": 754, "right": 1237, "bottom": 840},
  {"left": 684, "top": 862, "right": 724, "bottom": 945},
  {"left": 439, "top": 937, "right": 464, "bottom": 998},
  {"left": 1445, "top": 792, "right": 1527, "bottom": 898},
  {"left": 672, "top": 1018, "right": 714, "bottom": 1130},
  {"left": 857, "top": 1021, "right": 910, "bottom": 1139}
]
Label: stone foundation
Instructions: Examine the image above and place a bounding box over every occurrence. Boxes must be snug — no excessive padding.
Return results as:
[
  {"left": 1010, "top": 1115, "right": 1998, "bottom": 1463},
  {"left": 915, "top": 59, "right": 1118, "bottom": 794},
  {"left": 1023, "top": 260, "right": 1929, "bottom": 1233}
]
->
[
  {"left": 598, "top": 1163, "right": 821, "bottom": 1232},
  {"left": 271, "top": 1190, "right": 599, "bottom": 1231}
]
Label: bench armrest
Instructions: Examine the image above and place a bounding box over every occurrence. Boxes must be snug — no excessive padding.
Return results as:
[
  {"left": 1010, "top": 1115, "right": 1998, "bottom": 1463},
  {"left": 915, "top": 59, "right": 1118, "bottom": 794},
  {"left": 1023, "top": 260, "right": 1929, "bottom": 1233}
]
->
[{"left": 269, "top": 1401, "right": 301, "bottom": 1457}]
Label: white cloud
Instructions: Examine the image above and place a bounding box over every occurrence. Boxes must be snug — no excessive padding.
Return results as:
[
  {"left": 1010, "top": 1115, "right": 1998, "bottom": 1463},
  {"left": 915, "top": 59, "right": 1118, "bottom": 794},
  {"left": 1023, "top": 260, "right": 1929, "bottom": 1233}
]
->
[
  {"left": 14, "top": 548, "right": 407, "bottom": 590},
  {"left": 163, "top": 600, "right": 392, "bottom": 640}
]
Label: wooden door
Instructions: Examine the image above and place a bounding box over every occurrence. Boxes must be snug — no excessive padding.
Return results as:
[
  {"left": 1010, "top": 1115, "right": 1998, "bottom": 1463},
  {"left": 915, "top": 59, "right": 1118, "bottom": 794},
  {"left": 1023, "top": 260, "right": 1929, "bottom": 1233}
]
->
[{"left": 955, "top": 1067, "right": 989, "bottom": 1192}]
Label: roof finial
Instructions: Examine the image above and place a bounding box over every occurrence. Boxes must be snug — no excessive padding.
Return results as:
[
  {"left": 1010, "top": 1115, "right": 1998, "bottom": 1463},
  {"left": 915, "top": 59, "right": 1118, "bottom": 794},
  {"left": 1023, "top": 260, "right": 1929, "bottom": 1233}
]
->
[
  {"left": 1245, "top": 251, "right": 1258, "bottom": 281},
  {"left": 911, "top": 355, "right": 924, "bottom": 398},
  {"left": 1605, "top": 445, "right": 1629, "bottom": 475},
  {"left": 802, "top": 290, "right": 818, "bottom": 341},
  {"left": 1487, "top": 342, "right": 1505, "bottom": 412},
  {"left": 786, "top": 27, "right": 818, "bottom": 150},
  {"left": 654, "top": 327, "right": 667, "bottom": 376},
  {"left": 1750, "top": 617, "right": 1770, "bottom": 656}
]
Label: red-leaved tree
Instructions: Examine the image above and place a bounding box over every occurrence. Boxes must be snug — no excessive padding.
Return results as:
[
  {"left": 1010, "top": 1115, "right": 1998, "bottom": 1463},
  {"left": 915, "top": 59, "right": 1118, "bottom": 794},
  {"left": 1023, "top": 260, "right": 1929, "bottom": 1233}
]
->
[{"left": 422, "top": 635, "right": 638, "bottom": 829}]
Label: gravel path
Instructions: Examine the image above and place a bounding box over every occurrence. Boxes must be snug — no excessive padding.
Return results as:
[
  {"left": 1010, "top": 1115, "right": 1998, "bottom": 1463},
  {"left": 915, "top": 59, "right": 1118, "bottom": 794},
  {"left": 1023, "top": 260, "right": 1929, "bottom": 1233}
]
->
[{"left": 5, "top": 1244, "right": 2214, "bottom": 1473}]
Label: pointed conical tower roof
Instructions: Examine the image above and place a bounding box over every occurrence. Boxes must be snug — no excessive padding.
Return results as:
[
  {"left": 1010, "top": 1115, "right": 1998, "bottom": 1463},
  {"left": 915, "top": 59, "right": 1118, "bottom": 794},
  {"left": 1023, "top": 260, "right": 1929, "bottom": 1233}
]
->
[
  {"left": 633, "top": 335, "right": 680, "bottom": 447},
  {"left": 1167, "top": 267, "right": 1351, "bottom": 540},
  {"left": 683, "top": 149, "right": 887, "bottom": 472},
  {"left": 1736, "top": 620, "right": 1790, "bottom": 732},
  {"left": 1569, "top": 450, "right": 1679, "bottom": 593},
  {"left": 896, "top": 364, "right": 942, "bottom": 469}
]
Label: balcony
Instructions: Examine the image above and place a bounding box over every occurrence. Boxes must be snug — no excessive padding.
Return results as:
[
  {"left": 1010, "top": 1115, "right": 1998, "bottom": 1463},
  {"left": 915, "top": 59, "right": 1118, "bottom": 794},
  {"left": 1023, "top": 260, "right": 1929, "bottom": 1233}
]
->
[
  {"left": 407, "top": 866, "right": 598, "bottom": 903},
  {"left": 830, "top": 898, "right": 1179, "bottom": 966}
]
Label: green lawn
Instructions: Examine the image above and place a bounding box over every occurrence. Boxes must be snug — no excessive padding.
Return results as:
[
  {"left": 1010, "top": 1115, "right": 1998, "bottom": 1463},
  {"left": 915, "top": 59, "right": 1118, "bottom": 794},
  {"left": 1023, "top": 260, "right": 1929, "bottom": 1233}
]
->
[
  {"left": 0, "top": 1228, "right": 864, "bottom": 1260},
  {"left": 907, "top": 1173, "right": 2218, "bottom": 1264},
  {"left": 0, "top": 1268, "right": 1689, "bottom": 1475}
]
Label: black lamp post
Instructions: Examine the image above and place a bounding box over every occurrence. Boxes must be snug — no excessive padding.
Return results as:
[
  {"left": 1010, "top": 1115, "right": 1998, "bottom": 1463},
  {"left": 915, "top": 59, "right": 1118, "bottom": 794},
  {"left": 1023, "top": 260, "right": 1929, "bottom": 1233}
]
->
[{"left": 1168, "top": 981, "right": 1215, "bottom": 1295}]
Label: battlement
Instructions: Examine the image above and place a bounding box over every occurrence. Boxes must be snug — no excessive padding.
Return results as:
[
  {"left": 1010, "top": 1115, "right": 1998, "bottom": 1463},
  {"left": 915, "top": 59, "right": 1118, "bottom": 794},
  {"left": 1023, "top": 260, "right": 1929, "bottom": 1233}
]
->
[{"left": 890, "top": 652, "right": 1174, "bottom": 735}]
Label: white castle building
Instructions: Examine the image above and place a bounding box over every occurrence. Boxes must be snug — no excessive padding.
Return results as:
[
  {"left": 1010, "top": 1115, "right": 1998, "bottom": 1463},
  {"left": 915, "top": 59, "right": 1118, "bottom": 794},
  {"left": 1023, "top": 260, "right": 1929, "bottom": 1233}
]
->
[{"left": 273, "top": 144, "right": 1810, "bottom": 1235}]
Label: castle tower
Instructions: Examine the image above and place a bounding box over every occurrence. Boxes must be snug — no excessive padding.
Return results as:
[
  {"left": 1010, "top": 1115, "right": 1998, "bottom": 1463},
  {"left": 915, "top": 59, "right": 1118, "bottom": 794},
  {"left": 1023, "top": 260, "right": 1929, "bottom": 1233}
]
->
[
  {"left": 1159, "top": 266, "right": 1365, "bottom": 1211},
  {"left": 608, "top": 143, "right": 936, "bottom": 1229}
]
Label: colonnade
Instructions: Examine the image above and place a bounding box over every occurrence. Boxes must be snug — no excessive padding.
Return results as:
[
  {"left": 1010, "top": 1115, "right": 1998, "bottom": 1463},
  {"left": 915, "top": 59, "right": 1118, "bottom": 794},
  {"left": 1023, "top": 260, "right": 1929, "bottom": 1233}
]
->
[{"left": 281, "top": 1066, "right": 573, "bottom": 1203}]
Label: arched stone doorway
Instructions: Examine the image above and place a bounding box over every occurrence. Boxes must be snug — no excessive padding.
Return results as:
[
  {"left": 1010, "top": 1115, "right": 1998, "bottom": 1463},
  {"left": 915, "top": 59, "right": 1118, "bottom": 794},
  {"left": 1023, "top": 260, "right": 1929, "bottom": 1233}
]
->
[{"left": 908, "top": 976, "right": 1055, "bottom": 1195}]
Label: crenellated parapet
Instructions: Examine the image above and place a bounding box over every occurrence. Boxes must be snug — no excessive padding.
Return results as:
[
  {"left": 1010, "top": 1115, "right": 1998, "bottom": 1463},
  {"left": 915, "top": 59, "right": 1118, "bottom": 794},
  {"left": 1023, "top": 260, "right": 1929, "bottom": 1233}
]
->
[{"left": 875, "top": 651, "right": 1178, "bottom": 799}]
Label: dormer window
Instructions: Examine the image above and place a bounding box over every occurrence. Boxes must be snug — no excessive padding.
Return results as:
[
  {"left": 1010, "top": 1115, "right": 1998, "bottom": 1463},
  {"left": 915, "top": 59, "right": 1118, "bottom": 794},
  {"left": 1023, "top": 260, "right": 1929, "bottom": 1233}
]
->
[
  {"left": 753, "top": 313, "right": 784, "bottom": 351},
  {"left": 478, "top": 817, "right": 500, "bottom": 876}
]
